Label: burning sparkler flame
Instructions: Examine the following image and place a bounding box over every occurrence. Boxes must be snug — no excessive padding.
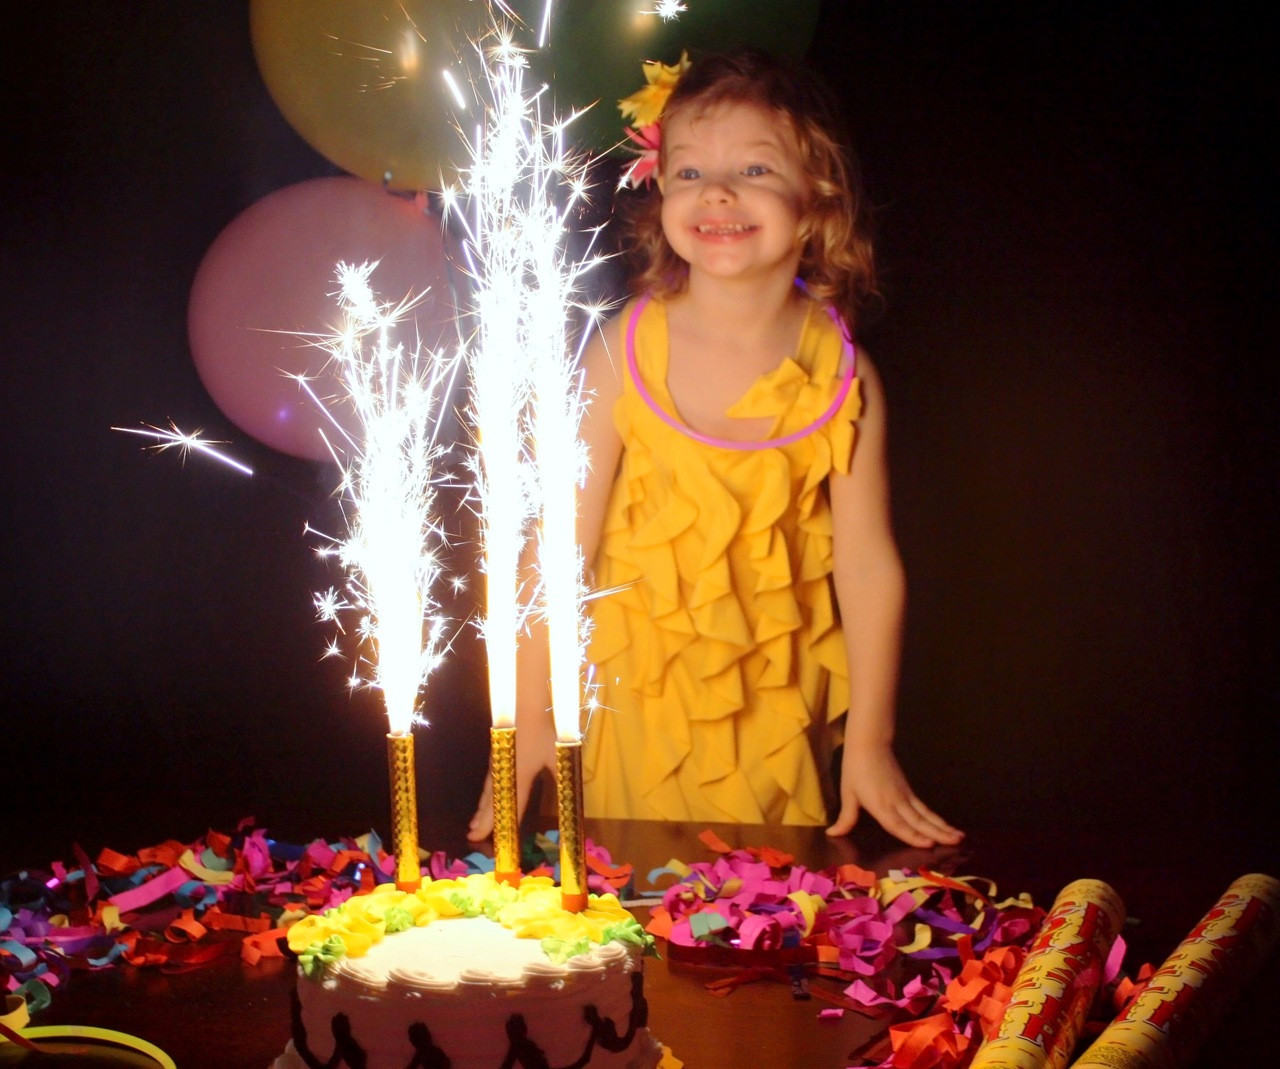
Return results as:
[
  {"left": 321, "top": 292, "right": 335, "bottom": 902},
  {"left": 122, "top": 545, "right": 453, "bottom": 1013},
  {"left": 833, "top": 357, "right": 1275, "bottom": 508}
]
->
[
  {"left": 444, "top": 24, "right": 605, "bottom": 743},
  {"left": 301, "top": 262, "right": 457, "bottom": 736}
]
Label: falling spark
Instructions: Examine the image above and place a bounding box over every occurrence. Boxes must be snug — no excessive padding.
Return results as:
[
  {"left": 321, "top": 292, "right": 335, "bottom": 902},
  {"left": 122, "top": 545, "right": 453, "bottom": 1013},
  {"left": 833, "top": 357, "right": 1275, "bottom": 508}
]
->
[
  {"left": 112, "top": 422, "right": 254, "bottom": 477},
  {"left": 297, "top": 262, "right": 456, "bottom": 736},
  {"left": 443, "top": 24, "right": 605, "bottom": 742},
  {"left": 538, "top": 0, "right": 555, "bottom": 48},
  {"left": 441, "top": 68, "right": 468, "bottom": 110}
]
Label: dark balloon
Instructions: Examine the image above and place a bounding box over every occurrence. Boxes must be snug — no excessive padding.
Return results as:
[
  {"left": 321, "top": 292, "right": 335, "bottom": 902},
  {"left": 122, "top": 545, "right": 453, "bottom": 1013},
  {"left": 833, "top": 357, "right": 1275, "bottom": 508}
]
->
[{"left": 530, "top": 0, "right": 823, "bottom": 151}]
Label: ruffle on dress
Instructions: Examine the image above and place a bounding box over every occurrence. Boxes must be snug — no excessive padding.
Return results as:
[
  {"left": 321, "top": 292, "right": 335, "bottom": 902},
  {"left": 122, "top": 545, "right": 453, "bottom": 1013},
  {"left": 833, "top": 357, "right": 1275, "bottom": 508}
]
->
[{"left": 583, "top": 299, "right": 860, "bottom": 825}]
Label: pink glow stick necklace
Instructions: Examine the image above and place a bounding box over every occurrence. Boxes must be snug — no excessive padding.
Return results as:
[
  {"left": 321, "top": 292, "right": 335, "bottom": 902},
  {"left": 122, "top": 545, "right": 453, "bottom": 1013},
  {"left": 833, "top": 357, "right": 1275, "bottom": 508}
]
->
[{"left": 625, "top": 292, "right": 856, "bottom": 451}]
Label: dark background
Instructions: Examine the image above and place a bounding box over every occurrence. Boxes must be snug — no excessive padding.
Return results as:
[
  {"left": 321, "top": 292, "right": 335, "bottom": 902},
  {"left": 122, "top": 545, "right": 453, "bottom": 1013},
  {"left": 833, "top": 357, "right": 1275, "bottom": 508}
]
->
[{"left": 3, "top": 3, "right": 1275, "bottom": 877}]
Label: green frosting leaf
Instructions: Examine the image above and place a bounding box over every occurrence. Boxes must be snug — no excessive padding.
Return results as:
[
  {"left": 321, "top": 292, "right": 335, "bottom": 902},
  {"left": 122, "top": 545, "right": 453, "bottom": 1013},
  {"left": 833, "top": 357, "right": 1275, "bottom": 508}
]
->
[
  {"left": 383, "top": 905, "right": 414, "bottom": 934},
  {"left": 479, "top": 882, "right": 518, "bottom": 920},
  {"left": 537, "top": 917, "right": 658, "bottom": 965},
  {"left": 602, "top": 918, "right": 659, "bottom": 957},
  {"left": 541, "top": 935, "right": 593, "bottom": 964},
  {"left": 446, "top": 889, "right": 484, "bottom": 916},
  {"left": 300, "top": 934, "right": 348, "bottom": 979}
]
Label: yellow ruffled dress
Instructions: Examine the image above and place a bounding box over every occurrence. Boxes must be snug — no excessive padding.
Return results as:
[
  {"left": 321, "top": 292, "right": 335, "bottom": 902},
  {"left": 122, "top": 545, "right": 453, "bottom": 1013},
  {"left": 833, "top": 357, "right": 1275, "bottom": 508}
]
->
[{"left": 582, "top": 297, "right": 860, "bottom": 825}]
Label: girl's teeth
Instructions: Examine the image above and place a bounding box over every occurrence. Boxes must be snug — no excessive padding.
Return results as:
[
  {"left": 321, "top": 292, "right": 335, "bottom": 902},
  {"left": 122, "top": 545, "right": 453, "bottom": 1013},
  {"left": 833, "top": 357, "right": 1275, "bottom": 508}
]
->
[{"left": 698, "top": 223, "right": 750, "bottom": 234}]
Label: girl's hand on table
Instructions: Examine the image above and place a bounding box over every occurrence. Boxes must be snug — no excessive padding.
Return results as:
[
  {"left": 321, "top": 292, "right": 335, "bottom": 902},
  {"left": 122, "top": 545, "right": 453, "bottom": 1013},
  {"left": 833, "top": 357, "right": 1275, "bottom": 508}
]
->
[{"left": 826, "top": 740, "right": 964, "bottom": 848}]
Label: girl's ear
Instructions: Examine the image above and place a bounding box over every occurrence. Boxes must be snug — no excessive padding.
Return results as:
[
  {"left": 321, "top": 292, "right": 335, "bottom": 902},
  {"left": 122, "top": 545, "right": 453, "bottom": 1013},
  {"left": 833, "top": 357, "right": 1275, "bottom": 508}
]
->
[{"left": 656, "top": 173, "right": 665, "bottom": 195}]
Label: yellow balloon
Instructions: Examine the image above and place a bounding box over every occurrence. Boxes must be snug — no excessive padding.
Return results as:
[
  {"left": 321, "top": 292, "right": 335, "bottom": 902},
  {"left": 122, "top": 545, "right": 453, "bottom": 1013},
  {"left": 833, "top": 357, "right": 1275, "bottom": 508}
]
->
[{"left": 250, "top": 0, "right": 488, "bottom": 191}]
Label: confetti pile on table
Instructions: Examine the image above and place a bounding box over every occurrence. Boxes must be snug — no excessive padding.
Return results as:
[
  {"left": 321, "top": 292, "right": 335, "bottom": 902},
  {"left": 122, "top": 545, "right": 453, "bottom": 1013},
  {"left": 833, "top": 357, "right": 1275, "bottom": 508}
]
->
[
  {"left": 4, "top": 822, "right": 1169, "bottom": 1069},
  {"left": 0, "top": 820, "right": 632, "bottom": 1020},
  {"left": 641, "top": 829, "right": 1145, "bottom": 1069}
]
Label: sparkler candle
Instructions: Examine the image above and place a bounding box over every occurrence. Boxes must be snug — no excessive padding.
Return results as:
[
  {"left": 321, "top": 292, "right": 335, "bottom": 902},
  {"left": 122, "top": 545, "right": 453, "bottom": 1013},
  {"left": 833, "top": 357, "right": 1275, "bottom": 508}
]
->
[
  {"left": 447, "top": 26, "right": 600, "bottom": 899},
  {"left": 304, "top": 263, "right": 455, "bottom": 893},
  {"left": 969, "top": 879, "right": 1126, "bottom": 1069},
  {"left": 1073, "top": 873, "right": 1280, "bottom": 1069},
  {"left": 524, "top": 99, "right": 595, "bottom": 918},
  {"left": 449, "top": 34, "right": 538, "bottom": 883},
  {"left": 529, "top": 124, "right": 595, "bottom": 911}
]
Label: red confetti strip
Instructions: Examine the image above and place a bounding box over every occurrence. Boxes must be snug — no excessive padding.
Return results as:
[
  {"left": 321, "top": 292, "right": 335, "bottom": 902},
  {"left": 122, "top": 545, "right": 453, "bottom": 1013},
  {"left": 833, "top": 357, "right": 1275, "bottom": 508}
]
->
[
  {"left": 240, "top": 928, "right": 290, "bottom": 966},
  {"left": 202, "top": 907, "right": 272, "bottom": 934},
  {"left": 697, "top": 830, "right": 735, "bottom": 855},
  {"left": 888, "top": 1011, "right": 973, "bottom": 1069},
  {"left": 94, "top": 848, "right": 140, "bottom": 878},
  {"left": 0, "top": 1018, "right": 40, "bottom": 1050}
]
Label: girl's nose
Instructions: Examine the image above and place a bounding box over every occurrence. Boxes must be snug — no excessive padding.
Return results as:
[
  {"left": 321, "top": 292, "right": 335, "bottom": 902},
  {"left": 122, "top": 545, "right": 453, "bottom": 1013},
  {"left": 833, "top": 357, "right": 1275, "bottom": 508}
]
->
[{"left": 699, "top": 176, "right": 736, "bottom": 203}]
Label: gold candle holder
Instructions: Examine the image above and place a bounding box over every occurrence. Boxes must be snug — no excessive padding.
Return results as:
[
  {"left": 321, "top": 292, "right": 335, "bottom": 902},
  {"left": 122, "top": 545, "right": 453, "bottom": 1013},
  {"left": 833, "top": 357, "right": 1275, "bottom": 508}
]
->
[
  {"left": 490, "top": 725, "right": 521, "bottom": 885},
  {"left": 555, "top": 740, "right": 588, "bottom": 912},
  {"left": 386, "top": 731, "right": 421, "bottom": 891}
]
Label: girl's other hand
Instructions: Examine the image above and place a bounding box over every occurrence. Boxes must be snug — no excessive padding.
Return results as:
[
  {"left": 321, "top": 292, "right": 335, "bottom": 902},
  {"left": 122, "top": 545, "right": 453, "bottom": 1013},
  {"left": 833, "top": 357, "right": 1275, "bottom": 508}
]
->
[
  {"left": 825, "top": 741, "right": 964, "bottom": 848},
  {"left": 467, "top": 774, "right": 497, "bottom": 842}
]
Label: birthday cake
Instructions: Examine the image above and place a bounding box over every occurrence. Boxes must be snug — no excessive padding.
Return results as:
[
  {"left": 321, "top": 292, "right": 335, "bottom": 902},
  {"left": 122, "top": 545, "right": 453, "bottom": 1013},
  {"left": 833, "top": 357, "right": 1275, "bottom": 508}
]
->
[{"left": 273, "top": 875, "right": 662, "bottom": 1069}]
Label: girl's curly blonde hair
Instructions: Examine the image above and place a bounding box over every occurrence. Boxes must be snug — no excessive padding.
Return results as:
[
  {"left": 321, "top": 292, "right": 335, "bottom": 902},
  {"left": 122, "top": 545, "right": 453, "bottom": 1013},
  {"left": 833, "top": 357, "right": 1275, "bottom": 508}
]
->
[{"left": 624, "top": 48, "right": 877, "bottom": 330}]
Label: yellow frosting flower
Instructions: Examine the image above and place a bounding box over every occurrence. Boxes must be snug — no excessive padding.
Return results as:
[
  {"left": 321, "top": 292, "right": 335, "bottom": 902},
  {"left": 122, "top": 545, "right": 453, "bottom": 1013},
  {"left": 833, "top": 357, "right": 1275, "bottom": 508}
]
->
[
  {"left": 287, "top": 890, "right": 391, "bottom": 958},
  {"left": 619, "top": 51, "right": 691, "bottom": 127},
  {"left": 287, "top": 913, "right": 336, "bottom": 954},
  {"left": 333, "top": 913, "right": 381, "bottom": 957},
  {"left": 413, "top": 877, "right": 475, "bottom": 919},
  {"left": 500, "top": 887, "right": 631, "bottom": 943}
]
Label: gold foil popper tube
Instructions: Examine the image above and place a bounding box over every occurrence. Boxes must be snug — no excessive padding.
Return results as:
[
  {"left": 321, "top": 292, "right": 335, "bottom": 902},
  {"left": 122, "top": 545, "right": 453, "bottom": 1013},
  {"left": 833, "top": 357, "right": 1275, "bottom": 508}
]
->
[
  {"left": 386, "top": 732, "right": 421, "bottom": 891},
  {"left": 490, "top": 725, "right": 521, "bottom": 885},
  {"left": 555, "top": 740, "right": 588, "bottom": 912},
  {"left": 1073, "top": 872, "right": 1280, "bottom": 1069},
  {"left": 969, "top": 878, "right": 1127, "bottom": 1069}
]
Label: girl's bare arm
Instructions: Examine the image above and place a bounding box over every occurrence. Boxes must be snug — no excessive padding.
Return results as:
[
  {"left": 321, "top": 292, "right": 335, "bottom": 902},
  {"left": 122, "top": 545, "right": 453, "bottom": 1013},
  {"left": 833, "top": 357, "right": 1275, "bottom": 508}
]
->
[{"left": 826, "top": 354, "right": 963, "bottom": 847}]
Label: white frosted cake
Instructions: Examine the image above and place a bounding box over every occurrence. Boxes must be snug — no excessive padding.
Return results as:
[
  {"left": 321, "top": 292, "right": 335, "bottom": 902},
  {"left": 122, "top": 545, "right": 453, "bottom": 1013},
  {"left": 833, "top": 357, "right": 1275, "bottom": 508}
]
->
[{"left": 273, "top": 875, "right": 663, "bottom": 1069}]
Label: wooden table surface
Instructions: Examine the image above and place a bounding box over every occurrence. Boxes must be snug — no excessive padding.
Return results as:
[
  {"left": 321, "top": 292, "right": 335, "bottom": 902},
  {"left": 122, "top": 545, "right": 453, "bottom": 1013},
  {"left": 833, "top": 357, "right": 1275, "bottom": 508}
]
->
[{"left": 5, "top": 818, "right": 1276, "bottom": 1068}]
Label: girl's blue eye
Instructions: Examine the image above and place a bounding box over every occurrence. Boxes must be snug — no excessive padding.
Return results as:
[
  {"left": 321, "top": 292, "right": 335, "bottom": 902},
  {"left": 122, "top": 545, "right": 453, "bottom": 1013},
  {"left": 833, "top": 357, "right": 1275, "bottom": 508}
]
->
[
  {"left": 743, "top": 164, "right": 770, "bottom": 177},
  {"left": 676, "top": 167, "right": 700, "bottom": 180}
]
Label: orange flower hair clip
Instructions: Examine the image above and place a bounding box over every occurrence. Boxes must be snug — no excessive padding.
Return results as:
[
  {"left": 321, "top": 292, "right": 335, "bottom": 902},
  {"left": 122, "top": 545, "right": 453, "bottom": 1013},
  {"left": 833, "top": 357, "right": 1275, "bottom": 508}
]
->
[{"left": 618, "top": 51, "right": 690, "bottom": 187}]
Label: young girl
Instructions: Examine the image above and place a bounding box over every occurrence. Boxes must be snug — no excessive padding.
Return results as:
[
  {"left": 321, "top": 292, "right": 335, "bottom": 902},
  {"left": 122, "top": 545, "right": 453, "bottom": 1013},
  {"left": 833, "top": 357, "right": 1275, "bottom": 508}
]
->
[{"left": 470, "top": 49, "right": 962, "bottom": 849}]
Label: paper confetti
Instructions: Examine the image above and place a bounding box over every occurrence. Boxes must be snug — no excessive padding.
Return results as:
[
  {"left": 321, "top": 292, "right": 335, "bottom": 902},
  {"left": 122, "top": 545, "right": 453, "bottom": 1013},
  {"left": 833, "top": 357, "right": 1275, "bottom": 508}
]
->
[{"left": 1, "top": 820, "right": 633, "bottom": 1020}]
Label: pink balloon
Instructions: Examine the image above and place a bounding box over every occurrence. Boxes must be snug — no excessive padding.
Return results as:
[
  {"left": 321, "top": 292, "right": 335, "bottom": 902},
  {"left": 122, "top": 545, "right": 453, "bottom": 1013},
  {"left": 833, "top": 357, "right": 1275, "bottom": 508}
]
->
[{"left": 188, "top": 176, "right": 455, "bottom": 460}]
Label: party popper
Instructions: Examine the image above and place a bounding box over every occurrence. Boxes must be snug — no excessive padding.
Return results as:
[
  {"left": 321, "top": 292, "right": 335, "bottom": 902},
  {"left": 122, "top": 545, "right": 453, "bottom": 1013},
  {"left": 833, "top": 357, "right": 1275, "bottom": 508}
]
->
[
  {"left": 1073, "top": 872, "right": 1280, "bottom": 1069},
  {"left": 968, "top": 878, "right": 1126, "bottom": 1069}
]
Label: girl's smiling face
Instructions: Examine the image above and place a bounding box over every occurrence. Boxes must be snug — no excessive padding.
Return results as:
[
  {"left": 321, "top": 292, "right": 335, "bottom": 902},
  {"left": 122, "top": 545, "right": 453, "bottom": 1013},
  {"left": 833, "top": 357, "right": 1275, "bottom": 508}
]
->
[{"left": 658, "top": 101, "right": 809, "bottom": 287}]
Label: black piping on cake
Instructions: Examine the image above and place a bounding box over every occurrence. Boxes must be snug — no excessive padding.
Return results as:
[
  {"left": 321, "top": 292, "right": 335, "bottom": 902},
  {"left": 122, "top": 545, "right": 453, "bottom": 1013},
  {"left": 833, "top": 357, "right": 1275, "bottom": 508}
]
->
[{"left": 289, "top": 971, "right": 649, "bottom": 1069}]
